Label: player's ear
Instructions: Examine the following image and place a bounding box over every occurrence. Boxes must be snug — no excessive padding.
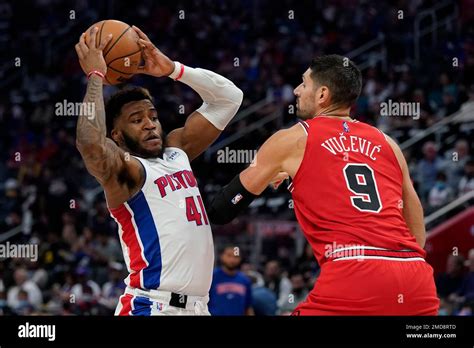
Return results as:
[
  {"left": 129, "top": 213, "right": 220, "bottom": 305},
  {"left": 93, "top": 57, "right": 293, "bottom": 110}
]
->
[
  {"left": 111, "top": 128, "right": 121, "bottom": 143},
  {"left": 317, "top": 86, "right": 331, "bottom": 106}
]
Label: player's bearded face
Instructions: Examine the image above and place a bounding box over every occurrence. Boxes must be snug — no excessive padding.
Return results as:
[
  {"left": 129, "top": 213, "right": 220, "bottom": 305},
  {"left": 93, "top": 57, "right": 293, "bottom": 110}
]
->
[
  {"left": 116, "top": 100, "right": 165, "bottom": 158},
  {"left": 295, "top": 88, "right": 317, "bottom": 119},
  {"left": 119, "top": 125, "right": 164, "bottom": 158},
  {"left": 294, "top": 69, "right": 318, "bottom": 119}
]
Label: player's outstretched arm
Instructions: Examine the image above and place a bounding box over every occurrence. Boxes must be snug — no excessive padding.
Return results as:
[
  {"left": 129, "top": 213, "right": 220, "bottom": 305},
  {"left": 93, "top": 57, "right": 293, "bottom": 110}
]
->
[
  {"left": 386, "top": 135, "right": 426, "bottom": 247},
  {"left": 132, "top": 26, "right": 243, "bottom": 161},
  {"left": 75, "top": 28, "right": 143, "bottom": 195},
  {"left": 207, "top": 125, "right": 303, "bottom": 225}
]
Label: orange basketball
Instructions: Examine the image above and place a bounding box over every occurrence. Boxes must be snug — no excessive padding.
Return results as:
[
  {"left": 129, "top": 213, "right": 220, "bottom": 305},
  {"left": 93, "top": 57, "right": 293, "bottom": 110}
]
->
[{"left": 84, "top": 20, "right": 142, "bottom": 85}]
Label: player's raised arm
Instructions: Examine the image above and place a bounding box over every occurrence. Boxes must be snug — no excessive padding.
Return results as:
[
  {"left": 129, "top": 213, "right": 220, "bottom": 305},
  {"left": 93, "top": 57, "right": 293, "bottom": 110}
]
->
[
  {"left": 207, "top": 124, "right": 304, "bottom": 225},
  {"left": 132, "top": 26, "right": 243, "bottom": 161},
  {"left": 75, "top": 28, "right": 143, "bottom": 191}
]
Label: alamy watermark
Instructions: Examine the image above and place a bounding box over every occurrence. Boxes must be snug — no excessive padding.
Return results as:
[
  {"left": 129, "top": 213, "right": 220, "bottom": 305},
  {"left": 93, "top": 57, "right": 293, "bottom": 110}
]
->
[
  {"left": 217, "top": 147, "right": 257, "bottom": 165},
  {"left": 55, "top": 100, "right": 95, "bottom": 119},
  {"left": 18, "top": 322, "right": 55, "bottom": 341},
  {"left": 324, "top": 242, "right": 365, "bottom": 260},
  {"left": 380, "top": 99, "right": 420, "bottom": 120},
  {"left": 0, "top": 242, "right": 38, "bottom": 262}
]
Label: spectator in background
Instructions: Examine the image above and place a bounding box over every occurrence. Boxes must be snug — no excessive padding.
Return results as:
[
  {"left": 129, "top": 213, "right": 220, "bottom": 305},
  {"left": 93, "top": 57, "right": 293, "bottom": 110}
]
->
[
  {"left": 458, "top": 159, "right": 474, "bottom": 196},
  {"left": 70, "top": 266, "right": 101, "bottom": 312},
  {"left": 450, "top": 249, "right": 474, "bottom": 310},
  {"left": 296, "top": 243, "right": 320, "bottom": 284},
  {"left": 263, "top": 260, "right": 292, "bottom": 311},
  {"left": 245, "top": 270, "right": 278, "bottom": 316},
  {"left": 89, "top": 230, "right": 123, "bottom": 285},
  {"left": 13, "top": 289, "right": 36, "bottom": 315},
  {"left": 100, "top": 262, "right": 127, "bottom": 313},
  {"left": 208, "top": 246, "right": 254, "bottom": 316},
  {"left": 436, "top": 254, "right": 466, "bottom": 299},
  {"left": 438, "top": 297, "right": 454, "bottom": 316},
  {"left": 6, "top": 267, "right": 43, "bottom": 311},
  {"left": 279, "top": 272, "right": 309, "bottom": 315},
  {"left": 58, "top": 272, "right": 76, "bottom": 314},
  {"left": 439, "top": 92, "right": 459, "bottom": 117},
  {"left": 0, "top": 289, "right": 13, "bottom": 315},
  {"left": 416, "top": 141, "right": 444, "bottom": 202},
  {"left": 0, "top": 178, "right": 22, "bottom": 231},
  {"left": 444, "top": 139, "right": 470, "bottom": 191},
  {"left": 428, "top": 172, "right": 454, "bottom": 212}
]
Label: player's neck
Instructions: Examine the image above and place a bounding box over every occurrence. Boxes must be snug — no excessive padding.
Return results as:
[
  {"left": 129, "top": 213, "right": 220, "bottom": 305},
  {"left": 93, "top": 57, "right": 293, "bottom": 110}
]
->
[{"left": 314, "top": 105, "right": 353, "bottom": 121}]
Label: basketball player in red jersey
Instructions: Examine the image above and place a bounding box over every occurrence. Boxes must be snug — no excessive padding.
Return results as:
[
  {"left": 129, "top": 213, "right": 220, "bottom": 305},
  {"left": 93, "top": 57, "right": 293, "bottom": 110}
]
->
[{"left": 207, "top": 55, "right": 439, "bottom": 315}]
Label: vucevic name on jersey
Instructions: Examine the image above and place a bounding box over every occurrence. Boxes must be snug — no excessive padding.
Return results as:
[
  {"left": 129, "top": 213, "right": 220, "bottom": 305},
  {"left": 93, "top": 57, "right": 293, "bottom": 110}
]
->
[{"left": 292, "top": 117, "right": 425, "bottom": 265}]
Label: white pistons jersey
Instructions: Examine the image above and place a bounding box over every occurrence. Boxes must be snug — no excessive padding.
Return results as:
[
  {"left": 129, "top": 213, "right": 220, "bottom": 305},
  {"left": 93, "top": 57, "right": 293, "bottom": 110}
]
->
[{"left": 108, "top": 147, "right": 214, "bottom": 296}]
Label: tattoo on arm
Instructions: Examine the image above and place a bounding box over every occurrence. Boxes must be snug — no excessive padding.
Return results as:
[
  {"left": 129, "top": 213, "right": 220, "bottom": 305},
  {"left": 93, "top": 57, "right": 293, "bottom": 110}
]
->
[
  {"left": 76, "top": 75, "right": 117, "bottom": 182},
  {"left": 77, "top": 75, "right": 106, "bottom": 148}
]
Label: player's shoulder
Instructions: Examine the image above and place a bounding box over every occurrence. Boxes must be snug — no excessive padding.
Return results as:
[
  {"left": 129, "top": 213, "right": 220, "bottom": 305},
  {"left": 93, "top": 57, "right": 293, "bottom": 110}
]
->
[
  {"left": 352, "top": 118, "right": 386, "bottom": 134},
  {"left": 163, "top": 146, "right": 188, "bottom": 160},
  {"left": 160, "top": 147, "right": 192, "bottom": 168},
  {"left": 260, "top": 124, "right": 307, "bottom": 160},
  {"left": 270, "top": 122, "right": 307, "bottom": 144}
]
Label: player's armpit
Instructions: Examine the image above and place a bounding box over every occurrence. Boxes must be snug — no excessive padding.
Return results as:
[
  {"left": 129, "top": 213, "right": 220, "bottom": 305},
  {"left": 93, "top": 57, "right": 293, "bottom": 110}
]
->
[
  {"left": 385, "top": 135, "right": 426, "bottom": 247},
  {"left": 166, "top": 111, "right": 221, "bottom": 161}
]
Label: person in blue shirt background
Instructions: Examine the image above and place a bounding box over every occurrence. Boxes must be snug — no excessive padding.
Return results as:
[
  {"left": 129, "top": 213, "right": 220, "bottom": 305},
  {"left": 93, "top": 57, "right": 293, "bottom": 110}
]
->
[{"left": 208, "top": 246, "right": 254, "bottom": 316}]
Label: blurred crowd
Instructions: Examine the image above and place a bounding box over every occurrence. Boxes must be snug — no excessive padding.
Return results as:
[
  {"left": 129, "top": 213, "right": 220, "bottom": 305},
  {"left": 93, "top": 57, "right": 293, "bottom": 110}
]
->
[
  {"left": 0, "top": 0, "right": 473, "bottom": 315},
  {"left": 208, "top": 243, "right": 319, "bottom": 316},
  {"left": 436, "top": 249, "right": 474, "bottom": 316}
]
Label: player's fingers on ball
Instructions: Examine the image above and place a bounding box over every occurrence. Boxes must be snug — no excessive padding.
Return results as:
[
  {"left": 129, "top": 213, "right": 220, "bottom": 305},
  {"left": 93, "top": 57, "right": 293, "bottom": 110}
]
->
[
  {"left": 149, "top": 47, "right": 162, "bottom": 59},
  {"left": 149, "top": 49, "right": 159, "bottom": 58},
  {"left": 141, "top": 46, "right": 151, "bottom": 60},
  {"left": 88, "top": 26, "right": 98, "bottom": 48},
  {"left": 79, "top": 33, "right": 89, "bottom": 52},
  {"left": 75, "top": 44, "right": 84, "bottom": 59},
  {"left": 138, "top": 38, "right": 154, "bottom": 50},
  {"left": 132, "top": 25, "right": 150, "bottom": 41},
  {"left": 99, "top": 33, "right": 113, "bottom": 50}
]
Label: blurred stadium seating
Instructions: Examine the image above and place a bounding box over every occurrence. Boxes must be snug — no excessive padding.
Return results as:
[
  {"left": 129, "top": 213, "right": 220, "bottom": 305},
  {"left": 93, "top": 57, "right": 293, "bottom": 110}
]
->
[{"left": 0, "top": 0, "right": 473, "bottom": 315}]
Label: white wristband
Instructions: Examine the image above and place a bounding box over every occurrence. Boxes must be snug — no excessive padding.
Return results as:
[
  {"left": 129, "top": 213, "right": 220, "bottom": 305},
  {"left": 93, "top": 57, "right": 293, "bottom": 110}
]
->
[{"left": 168, "top": 61, "right": 184, "bottom": 80}]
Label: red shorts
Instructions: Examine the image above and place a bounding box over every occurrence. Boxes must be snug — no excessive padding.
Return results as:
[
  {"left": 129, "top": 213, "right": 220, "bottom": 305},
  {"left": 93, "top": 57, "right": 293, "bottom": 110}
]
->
[{"left": 292, "top": 258, "right": 439, "bottom": 315}]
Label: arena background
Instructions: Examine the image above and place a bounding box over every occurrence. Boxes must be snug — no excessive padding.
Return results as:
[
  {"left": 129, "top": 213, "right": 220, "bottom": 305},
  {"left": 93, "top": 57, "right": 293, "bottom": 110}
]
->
[{"left": 0, "top": 0, "right": 473, "bottom": 316}]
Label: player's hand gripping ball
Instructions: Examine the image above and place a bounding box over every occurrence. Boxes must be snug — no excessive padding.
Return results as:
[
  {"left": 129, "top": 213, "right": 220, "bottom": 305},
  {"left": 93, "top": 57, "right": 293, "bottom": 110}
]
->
[{"left": 77, "top": 20, "right": 143, "bottom": 85}]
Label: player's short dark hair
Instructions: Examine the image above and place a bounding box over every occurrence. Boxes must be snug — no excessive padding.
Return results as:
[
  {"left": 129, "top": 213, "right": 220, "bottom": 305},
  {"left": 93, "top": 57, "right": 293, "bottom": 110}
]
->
[
  {"left": 105, "top": 86, "right": 154, "bottom": 137},
  {"left": 309, "top": 54, "right": 362, "bottom": 107}
]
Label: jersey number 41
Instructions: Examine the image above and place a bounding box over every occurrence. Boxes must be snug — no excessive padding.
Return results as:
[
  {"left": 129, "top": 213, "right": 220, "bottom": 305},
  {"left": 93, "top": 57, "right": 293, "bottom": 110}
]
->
[{"left": 185, "top": 195, "right": 209, "bottom": 226}]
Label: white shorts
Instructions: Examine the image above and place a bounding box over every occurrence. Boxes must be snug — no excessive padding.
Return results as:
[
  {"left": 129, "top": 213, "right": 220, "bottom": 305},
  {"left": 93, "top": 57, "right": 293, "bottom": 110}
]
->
[{"left": 115, "top": 286, "right": 210, "bottom": 316}]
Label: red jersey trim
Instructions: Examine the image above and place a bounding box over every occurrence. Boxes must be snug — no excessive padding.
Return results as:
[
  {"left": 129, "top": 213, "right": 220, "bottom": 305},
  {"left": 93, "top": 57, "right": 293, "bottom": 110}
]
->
[
  {"left": 326, "top": 246, "right": 425, "bottom": 262},
  {"left": 291, "top": 121, "right": 312, "bottom": 188}
]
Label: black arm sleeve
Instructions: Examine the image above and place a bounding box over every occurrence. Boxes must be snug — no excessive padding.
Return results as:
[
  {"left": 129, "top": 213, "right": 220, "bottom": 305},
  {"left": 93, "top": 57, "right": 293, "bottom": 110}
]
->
[{"left": 207, "top": 174, "right": 258, "bottom": 225}]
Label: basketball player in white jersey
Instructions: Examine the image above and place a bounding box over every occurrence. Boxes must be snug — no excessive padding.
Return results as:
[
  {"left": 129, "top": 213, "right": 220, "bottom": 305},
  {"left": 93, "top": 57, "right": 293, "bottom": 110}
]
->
[{"left": 74, "top": 26, "right": 243, "bottom": 315}]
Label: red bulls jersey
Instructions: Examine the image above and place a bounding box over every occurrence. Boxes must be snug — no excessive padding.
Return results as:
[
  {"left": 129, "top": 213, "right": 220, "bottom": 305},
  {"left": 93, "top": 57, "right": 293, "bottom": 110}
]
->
[{"left": 290, "top": 116, "right": 425, "bottom": 265}]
